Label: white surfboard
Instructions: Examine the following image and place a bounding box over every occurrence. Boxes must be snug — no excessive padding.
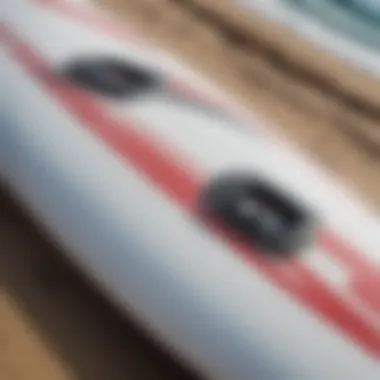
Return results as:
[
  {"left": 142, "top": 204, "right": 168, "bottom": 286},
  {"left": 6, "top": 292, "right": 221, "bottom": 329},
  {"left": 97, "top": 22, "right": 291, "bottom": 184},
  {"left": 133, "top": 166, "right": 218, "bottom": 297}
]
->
[{"left": 2, "top": 1, "right": 379, "bottom": 379}]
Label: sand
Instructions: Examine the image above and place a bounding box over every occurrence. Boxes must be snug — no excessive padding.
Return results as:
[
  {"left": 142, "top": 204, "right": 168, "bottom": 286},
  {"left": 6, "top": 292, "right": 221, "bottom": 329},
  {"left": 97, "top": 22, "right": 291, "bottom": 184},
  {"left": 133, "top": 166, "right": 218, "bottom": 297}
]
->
[{"left": 1, "top": 1, "right": 379, "bottom": 379}]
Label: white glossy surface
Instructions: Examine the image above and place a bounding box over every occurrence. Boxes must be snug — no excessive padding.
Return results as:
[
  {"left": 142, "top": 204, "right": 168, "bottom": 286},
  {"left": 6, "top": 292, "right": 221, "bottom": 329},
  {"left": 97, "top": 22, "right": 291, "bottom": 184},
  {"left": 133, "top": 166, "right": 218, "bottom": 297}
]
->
[{"left": 2, "top": 1, "right": 380, "bottom": 379}]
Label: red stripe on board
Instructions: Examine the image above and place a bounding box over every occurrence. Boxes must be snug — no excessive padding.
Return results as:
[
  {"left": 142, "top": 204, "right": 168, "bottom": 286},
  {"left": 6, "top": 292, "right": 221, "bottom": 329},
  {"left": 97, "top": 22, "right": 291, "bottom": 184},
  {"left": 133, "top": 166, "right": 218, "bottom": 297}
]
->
[
  {"left": 321, "top": 232, "right": 380, "bottom": 316},
  {"left": 321, "top": 232, "right": 374, "bottom": 273},
  {"left": 354, "top": 271, "right": 380, "bottom": 314},
  {"left": 33, "top": 0, "right": 379, "bottom": 283},
  {"left": 32, "top": 0, "right": 233, "bottom": 113},
  {"left": 32, "top": 0, "right": 139, "bottom": 43},
  {"left": 4, "top": 27, "right": 380, "bottom": 358}
]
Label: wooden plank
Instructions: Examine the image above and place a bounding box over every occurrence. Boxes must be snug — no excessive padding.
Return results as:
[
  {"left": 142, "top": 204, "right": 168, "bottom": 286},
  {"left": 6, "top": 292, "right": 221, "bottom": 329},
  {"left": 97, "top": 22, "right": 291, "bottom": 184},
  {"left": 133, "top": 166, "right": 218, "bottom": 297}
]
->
[
  {"left": 97, "top": 0, "right": 380, "bottom": 208},
  {"left": 2, "top": 2, "right": 379, "bottom": 380},
  {"left": 0, "top": 189, "right": 199, "bottom": 380}
]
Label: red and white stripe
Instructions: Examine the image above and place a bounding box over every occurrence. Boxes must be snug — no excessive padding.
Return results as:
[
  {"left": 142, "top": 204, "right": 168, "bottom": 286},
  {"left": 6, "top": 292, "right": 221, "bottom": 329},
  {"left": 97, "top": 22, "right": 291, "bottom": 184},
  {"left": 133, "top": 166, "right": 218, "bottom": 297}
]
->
[{"left": 3, "top": 0, "right": 379, "bottom": 359}]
